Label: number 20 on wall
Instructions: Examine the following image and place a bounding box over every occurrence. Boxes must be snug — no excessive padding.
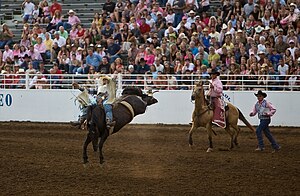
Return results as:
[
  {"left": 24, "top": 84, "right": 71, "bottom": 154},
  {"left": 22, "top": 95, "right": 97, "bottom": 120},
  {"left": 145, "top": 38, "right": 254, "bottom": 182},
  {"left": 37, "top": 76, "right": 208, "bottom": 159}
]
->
[{"left": 0, "top": 94, "right": 13, "bottom": 107}]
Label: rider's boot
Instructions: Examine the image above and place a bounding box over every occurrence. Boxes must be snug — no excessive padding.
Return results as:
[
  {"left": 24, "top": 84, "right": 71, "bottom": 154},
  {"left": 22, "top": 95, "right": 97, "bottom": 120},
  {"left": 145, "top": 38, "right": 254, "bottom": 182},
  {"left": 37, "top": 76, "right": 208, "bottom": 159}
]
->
[{"left": 106, "top": 118, "right": 116, "bottom": 134}]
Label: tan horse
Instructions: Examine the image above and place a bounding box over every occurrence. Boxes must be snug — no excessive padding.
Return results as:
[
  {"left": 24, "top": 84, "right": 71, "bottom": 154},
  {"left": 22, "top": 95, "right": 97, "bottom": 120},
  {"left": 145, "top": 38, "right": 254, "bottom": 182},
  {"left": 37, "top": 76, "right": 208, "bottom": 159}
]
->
[{"left": 188, "top": 81, "right": 255, "bottom": 152}]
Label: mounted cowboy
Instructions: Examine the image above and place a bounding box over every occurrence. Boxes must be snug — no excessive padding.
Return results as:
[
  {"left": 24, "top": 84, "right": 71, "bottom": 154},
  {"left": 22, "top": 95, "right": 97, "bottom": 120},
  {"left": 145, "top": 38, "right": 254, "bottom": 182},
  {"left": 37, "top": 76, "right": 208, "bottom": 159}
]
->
[
  {"left": 97, "top": 75, "right": 117, "bottom": 132},
  {"left": 207, "top": 69, "right": 226, "bottom": 128},
  {"left": 71, "top": 75, "right": 116, "bottom": 130}
]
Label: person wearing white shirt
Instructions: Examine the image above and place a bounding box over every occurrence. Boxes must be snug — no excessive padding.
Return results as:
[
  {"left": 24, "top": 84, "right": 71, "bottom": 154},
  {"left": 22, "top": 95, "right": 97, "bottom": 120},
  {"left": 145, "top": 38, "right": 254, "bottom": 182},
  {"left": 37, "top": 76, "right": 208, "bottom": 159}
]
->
[
  {"left": 175, "top": 16, "right": 191, "bottom": 31},
  {"left": 52, "top": 32, "right": 66, "bottom": 48},
  {"left": 287, "top": 40, "right": 298, "bottom": 61},
  {"left": 187, "top": 10, "right": 196, "bottom": 24},
  {"left": 22, "top": 0, "right": 35, "bottom": 23}
]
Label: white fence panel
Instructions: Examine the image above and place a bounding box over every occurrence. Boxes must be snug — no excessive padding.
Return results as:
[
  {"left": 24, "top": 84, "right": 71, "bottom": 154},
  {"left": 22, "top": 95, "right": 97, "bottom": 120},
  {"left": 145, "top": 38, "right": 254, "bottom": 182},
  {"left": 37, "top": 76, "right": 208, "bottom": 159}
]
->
[{"left": 0, "top": 90, "right": 299, "bottom": 126}]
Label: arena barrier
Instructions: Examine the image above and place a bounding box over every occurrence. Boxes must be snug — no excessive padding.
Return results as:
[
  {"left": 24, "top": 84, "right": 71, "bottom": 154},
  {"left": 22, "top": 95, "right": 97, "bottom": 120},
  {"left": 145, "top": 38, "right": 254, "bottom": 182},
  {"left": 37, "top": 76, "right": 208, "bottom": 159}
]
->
[{"left": 0, "top": 89, "right": 299, "bottom": 127}]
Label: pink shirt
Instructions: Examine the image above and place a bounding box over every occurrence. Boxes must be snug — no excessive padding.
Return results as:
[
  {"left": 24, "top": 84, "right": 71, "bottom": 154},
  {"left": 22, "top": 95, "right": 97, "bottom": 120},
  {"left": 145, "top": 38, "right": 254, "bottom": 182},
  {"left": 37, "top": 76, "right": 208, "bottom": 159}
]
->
[
  {"left": 144, "top": 54, "right": 155, "bottom": 65},
  {"left": 13, "top": 49, "right": 20, "bottom": 57},
  {"left": 251, "top": 99, "right": 276, "bottom": 117},
  {"left": 50, "top": 17, "right": 62, "bottom": 24},
  {"left": 34, "top": 43, "right": 46, "bottom": 53},
  {"left": 68, "top": 15, "right": 81, "bottom": 25},
  {"left": 28, "top": 49, "right": 42, "bottom": 61},
  {"left": 208, "top": 77, "right": 223, "bottom": 97},
  {"left": 70, "top": 29, "right": 78, "bottom": 40},
  {"left": 3, "top": 49, "right": 14, "bottom": 62}
]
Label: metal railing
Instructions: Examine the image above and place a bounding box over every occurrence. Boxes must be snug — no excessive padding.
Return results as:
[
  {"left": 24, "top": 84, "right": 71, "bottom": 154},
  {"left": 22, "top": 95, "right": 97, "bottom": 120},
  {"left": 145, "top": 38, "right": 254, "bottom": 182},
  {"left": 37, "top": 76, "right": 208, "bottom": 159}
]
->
[{"left": 0, "top": 73, "right": 299, "bottom": 91}]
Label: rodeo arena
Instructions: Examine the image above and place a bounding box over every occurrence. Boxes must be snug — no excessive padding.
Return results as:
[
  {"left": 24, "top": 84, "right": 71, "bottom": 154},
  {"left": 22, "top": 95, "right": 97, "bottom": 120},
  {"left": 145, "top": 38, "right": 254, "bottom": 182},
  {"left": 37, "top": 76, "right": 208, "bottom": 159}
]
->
[{"left": 1, "top": 0, "right": 300, "bottom": 195}]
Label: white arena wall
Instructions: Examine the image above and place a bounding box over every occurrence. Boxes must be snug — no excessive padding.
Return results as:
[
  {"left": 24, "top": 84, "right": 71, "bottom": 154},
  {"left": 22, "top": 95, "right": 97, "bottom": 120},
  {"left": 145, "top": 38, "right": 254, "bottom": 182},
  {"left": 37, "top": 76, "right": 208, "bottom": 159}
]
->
[{"left": 0, "top": 89, "right": 299, "bottom": 127}]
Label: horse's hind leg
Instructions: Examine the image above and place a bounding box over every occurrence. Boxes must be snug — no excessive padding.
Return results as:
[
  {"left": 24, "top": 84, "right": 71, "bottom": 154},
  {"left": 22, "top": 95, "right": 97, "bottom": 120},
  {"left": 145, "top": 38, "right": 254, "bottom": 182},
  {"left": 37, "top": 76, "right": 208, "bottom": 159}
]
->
[
  {"left": 232, "top": 125, "right": 240, "bottom": 147},
  {"left": 98, "top": 129, "right": 109, "bottom": 164},
  {"left": 224, "top": 126, "right": 235, "bottom": 149}
]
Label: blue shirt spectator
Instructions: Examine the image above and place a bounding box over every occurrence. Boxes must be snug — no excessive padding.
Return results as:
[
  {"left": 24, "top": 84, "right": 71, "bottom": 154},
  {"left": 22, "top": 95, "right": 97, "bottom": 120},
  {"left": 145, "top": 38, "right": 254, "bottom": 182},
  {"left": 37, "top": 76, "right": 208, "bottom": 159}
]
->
[{"left": 86, "top": 48, "right": 102, "bottom": 70}]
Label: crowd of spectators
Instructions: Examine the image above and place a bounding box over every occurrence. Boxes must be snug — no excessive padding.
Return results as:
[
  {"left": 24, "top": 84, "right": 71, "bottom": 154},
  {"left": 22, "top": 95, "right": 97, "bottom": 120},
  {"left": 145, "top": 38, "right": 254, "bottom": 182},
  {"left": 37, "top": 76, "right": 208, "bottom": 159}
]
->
[{"left": 0, "top": 0, "right": 300, "bottom": 90}]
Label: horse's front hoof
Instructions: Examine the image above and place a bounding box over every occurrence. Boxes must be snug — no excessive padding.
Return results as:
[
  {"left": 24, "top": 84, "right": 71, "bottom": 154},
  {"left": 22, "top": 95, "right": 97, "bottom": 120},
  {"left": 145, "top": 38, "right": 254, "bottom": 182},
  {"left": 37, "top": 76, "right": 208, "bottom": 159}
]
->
[{"left": 206, "top": 148, "right": 213, "bottom": 152}]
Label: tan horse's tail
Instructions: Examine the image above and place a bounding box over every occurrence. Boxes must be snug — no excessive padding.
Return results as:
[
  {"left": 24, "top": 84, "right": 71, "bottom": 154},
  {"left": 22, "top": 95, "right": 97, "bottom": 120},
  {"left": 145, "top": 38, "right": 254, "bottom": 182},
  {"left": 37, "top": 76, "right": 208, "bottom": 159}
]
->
[{"left": 237, "top": 108, "right": 256, "bottom": 132}]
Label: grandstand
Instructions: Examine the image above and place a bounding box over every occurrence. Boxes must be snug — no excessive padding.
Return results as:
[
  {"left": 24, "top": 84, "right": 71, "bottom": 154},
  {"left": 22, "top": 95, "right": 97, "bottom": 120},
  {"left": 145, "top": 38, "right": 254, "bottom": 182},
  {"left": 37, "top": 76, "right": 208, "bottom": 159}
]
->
[{"left": 0, "top": 0, "right": 299, "bottom": 90}]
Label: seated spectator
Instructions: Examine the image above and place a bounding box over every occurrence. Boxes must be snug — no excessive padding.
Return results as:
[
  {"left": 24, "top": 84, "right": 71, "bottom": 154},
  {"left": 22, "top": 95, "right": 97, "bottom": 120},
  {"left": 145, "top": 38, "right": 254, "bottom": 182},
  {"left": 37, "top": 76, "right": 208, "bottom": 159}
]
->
[
  {"left": 20, "top": 34, "right": 31, "bottom": 48},
  {"left": 46, "top": 10, "right": 62, "bottom": 32},
  {"left": 57, "top": 26, "right": 68, "bottom": 40},
  {"left": 49, "top": 0, "right": 62, "bottom": 17},
  {"left": 0, "top": 24, "right": 14, "bottom": 49},
  {"left": 52, "top": 32, "right": 66, "bottom": 48},
  {"left": 57, "top": 9, "right": 81, "bottom": 31},
  {"left": 69, "top": 54, "right": 81, "bottom": 74},
  {"left": 39, "top": 0, "right": 51, "bottom": 23},
  {"left": 28, "top": 45, "right": 42, "bottom": 69},
  {"left": 22, "top": 0, "right": 35, "bottom": 24},
  {"left": 25, "top": 61, "right": 36, "bottom": 74},
  {"left": 49, "top": 62, "right": 62, "bottom": 89},
  {"left": 136, "top": 58, "right": 150, "bottom": 74},
  {"left": 106, "top": 37, "right": 121, "bottom": 63},
  {"left": 20, "top": 54, "right": 31, "bottom": 70},
  {"left": 2, "top": 45, "right": 14, "bottom": 65},
  {"left": 34, "top": 37, "right": 46, "bottom": 62},
  {"left": 58, "top": 53, "right": 70, "bottom": 73}
]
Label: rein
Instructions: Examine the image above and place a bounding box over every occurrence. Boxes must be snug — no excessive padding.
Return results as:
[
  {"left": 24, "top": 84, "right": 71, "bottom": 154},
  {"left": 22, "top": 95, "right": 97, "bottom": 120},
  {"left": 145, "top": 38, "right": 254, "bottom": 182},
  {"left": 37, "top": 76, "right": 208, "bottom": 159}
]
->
[{"left": 194, "top": 106, "right": 211, "bottom": 117}]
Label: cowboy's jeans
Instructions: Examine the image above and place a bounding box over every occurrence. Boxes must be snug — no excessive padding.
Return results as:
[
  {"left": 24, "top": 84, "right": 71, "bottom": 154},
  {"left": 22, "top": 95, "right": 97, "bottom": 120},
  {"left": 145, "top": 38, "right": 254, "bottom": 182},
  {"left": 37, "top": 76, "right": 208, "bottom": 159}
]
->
[
  {"left": 256, "top": 119, "right": 280, "bottom": 149},
  {"left": 103, "top": 103, "right": 113, "bottom": 122}
]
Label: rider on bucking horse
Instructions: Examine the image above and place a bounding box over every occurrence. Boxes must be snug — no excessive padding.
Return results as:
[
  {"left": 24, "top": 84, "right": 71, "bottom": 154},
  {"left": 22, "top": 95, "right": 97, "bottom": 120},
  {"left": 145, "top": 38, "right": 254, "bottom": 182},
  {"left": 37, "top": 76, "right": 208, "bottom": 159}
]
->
[{"left": 71, "top": 75, "right": 116, "bottom": 131}]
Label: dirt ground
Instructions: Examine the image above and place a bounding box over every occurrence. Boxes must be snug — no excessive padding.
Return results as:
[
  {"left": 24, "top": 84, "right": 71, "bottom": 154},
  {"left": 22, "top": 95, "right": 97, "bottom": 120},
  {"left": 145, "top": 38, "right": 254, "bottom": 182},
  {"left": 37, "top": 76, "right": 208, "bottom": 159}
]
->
[{"left": 0, "top": 122, "right": 299, "bottom": 196}]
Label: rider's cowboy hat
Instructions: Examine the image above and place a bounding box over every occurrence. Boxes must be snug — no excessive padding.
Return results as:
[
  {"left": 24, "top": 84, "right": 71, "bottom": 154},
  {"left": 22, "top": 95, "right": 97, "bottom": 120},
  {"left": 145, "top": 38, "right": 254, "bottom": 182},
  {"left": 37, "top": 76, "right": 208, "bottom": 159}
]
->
[
  {"left": 254, "top": 90, "right": 267, "bottom": 98},
  {"left": 209, "top": 69, "right": 220, "bottom": 76},
  {"left": 100, "top": 75, "right": 111, "bottom": 81}
]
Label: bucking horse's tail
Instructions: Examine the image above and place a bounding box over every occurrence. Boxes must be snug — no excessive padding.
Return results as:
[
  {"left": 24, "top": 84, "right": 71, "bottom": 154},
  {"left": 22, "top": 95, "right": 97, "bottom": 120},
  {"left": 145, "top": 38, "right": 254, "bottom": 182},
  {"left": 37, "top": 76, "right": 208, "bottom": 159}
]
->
[{"left": 237, "top": 108, "right": 256, "bottom": 132}]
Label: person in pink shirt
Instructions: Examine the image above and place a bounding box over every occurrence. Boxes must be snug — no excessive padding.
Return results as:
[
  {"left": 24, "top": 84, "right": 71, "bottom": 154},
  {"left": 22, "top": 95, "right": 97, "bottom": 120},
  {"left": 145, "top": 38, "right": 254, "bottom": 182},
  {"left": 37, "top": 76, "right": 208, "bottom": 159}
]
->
[
  {"left": 250, "top": 90, "right": 280, "bottom": 152},
  {"left": 28, "top": 45, "right": 42, "bottom": 69},
  {"left": 34, "top": 37, "right": 46, "bottom": 62},
  {"left": 57, "top": 9, "right": 81, "bottom": 31},
  {"left": 69, "top": 24, "right": 78, "bottom": 41},
  {"left": 46, "top": 10, "right": 62, "bottom": 32},
  {"left": 2, "top": 45, "right": 14, "bottom": 64},
  {"left": 207, "top": 68, "right": 225, "bottom": 127}
]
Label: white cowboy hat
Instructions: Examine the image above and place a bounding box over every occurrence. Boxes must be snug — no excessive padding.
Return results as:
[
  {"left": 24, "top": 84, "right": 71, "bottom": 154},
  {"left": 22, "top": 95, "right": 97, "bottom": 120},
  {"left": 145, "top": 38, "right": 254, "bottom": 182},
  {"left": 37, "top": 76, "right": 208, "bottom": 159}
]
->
[
  {"left": 255, "top": 26, "right": 264, "bottom": 33},
  {"left": 222, "top": 24, "right": 228, "bottom": 30},
  {"left": 188, "top": 10, "right": 196, "bottom": 15},
  {"left": 68, "top": 9, "right": 75, "bottom": 14}
]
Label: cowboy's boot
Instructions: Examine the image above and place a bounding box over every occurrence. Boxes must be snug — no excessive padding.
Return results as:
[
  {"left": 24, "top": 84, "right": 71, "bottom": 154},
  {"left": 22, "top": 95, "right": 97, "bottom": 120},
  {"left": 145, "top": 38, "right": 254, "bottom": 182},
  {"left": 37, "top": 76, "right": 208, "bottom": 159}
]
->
[{"left": 106, "top": 118, "right": 116, "bottom": 134}]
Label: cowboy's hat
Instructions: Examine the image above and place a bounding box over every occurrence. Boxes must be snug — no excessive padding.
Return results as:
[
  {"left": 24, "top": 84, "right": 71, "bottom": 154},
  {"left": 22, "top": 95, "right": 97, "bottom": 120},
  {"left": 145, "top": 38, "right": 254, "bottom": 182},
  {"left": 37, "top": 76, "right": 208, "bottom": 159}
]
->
[
  {"left": 100, "top": 75, "right": 111, "bottom": 81},
  {"left": 68, "top": 9, "right": 75, "bottom": 14},
  {"left": 254, "top": 90, "right": 267, "bottom": 98},
  {"left": 209, "top": 69, "right": 220, "bottom": 76}
]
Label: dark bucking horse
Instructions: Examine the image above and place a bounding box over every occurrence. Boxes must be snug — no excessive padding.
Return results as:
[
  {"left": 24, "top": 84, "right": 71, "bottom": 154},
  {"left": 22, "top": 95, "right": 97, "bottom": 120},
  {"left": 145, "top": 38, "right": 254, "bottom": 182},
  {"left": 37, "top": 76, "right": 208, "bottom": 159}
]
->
[
  {"left": 188, "top": 81, "right": 255, "bottom": 152},
  {"left": 83, "top": 87, "right": 158, "bottom": 164}
]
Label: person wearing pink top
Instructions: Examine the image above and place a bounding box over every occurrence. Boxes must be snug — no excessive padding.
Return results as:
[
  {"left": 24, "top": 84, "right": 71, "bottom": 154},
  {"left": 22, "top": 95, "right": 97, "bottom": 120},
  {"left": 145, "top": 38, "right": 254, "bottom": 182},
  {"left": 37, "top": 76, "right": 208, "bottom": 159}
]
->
[
  {"left": 34, "top": 37, "right": 46, "bottom": 62},
  {"left": 250, "top": 90, "right": 280, "bottom": 152},
  {"left": 2, "top": 45, "right": 14, "bottom": 64},
  {"left": 207, "top": 68, "right": 225, "bottom": 127},
  {"left": 57, "top": 9, "right": 81, "bottom": 31},
  {"left": 46, "top": 10, "right": 62, "bottom": 32}
]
